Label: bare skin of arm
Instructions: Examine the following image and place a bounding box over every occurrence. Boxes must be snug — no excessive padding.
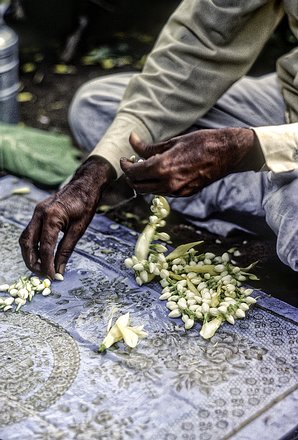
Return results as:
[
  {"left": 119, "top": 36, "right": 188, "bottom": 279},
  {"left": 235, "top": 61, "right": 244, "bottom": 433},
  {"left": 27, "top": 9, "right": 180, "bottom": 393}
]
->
[
  {"left": 19, "top": 127, "right": 263, "bottom": 278},
  {"left": 19, "top": 156, "right": 116, "bottom": 279}
]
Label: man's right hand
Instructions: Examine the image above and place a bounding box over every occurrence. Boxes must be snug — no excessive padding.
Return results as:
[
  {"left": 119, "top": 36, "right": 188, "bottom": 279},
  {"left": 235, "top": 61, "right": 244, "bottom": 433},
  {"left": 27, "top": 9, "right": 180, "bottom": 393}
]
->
[{"left": 19, "top": 156, "right": 116, "bottom": 279}]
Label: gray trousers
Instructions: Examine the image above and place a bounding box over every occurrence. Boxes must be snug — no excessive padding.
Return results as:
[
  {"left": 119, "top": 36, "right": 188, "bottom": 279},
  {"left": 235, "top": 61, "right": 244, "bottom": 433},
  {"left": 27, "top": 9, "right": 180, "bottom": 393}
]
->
[{"left": 68, "top": 72, "right": 298, "bottom": 271}]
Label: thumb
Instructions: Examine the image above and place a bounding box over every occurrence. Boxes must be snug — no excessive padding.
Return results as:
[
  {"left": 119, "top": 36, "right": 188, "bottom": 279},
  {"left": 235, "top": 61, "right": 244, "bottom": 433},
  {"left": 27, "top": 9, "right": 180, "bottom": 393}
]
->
[{"left": 129, "top": 131, "right": 172, "bottom": 159}]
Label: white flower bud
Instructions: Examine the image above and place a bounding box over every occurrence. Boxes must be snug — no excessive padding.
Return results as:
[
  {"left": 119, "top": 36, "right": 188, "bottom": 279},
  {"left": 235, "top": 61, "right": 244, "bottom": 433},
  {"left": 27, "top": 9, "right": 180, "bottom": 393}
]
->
[
  {"left": 149, "top": 215, "right": 158, "bottom": 224},
  {"left": 43, "top": 279, "right": 51, "bottom": 288},
  {"left": 226, "top": 315, "right": 235, "bottom": 325},
  {"left": 201, "top": 289, "right": 211, "bottom": 299},
  {"left": 166, "top": 301, "right": 178, "bottom": 311},
  {"left": 204, "top": 258, "right": 212, "bottom": 265},
  {"left": 195, "top": 310, "right": 203, "bottom": 319},
  {"left": 0, "top": 284, "right": 10, "bottom": 292},
  {"left": 224, "top": 297, "right": 236, "bottom": 304},
  {"left": 133, "top": 263, "right": 144, "bottom": 271},
  {"left": 209, "top": 308, "right": 220, "bottom": 316},
  {"left": 235, "top": 309, "right": 245, "bottom": 318},
  {"left": 124, "top": 258, "right": 134, "bottom": 268},
  {"left": 187, "top": 299, "right": 197, "bottom": 306},
  {"left": 239, "top": 303, "right": 249, "bottom": 311},
  {"left": 191, "top": 278, "right": 201, "bottom": 285},
  {"left": 136, "top": 276, "right": 143, "bottom": 286},
  {"left": 201, "top": 303, "right": 210, "bottom": 314},
  {"left": 155, "top": 244, "right": 167, "bottom": 253},
  {"left": 15, "top": 297, "right": 26, "bottom": 304},
  {"left": 18, "top": 288, "right": 29, "bottom": 299},
  {"left": 204, "top": 273, "right": 211, "bottom": 280},
  {"left": 186, "top": 291, "right": 195, "bottom": 299},
  {"left": 189, "top": 304, "right": 199, "bottom": 312},
  {"left": 244, "top": 288, "right": 254, "bottom": 296},
  {"left": 4, "top": 297, "right": 14, "bottom": 306},
  {"left": 140, "top": 271, "right": 148, "bottom": 283},
  {"left": 221, "top": 252, "right": 230, "bottom": 262},
  {"left": 132, "top": 255, "right": 139, "bottom": 264},
  {"left": 159, "top": 292, "right": 172, "bottom": 300},
  {"left": 232, "top": 266, "right": 241, "bottom": 273},
  {"left": 205, "top": 252, "right": 215, "bottom": 260},
  {"left": 168, "top": 309, "right": 182, "bottom": 318},
  {"left": 42, "top": 287, "right": 51, "bottom": 296},
  {"left": 9, "top": 288, "right": 18, "bottom": 297},
  {"left": 218, "top": 305, "right": 228, "bottom": 314},
  {"left": 160, "top": 208, "right": 168, "bottom": 218},
  {"left": 168, "top": 295, "right": 179, "bottom": 302},
  {"left": 54, "top": 273, "right": 64, "bottom": 281},
  {"left": 177, "top": 298, "right": 187, "bottom": 310},
  {"left": 160, "top": 278, "right": 169, "bottom": 287},
  {"left": 154, "top": 266, "right": 161, "bottom": 276},
  {"left": 214, "top": 264, "right": 225, "bottom": 273},
  {"left": 3, "top": 305, "right": 12, "bottom": 312},
  {"left": 245, "top": 296, "right": 257, "bottom": 305},
  {"left": 160, "top": 269, "right": 169, "bottom": 279},
  {"left": 181, "top": 314, "right": 188, "bottom": 323},
  {"left": 185, "top": 318, "right": 195, "bottom": 330}
]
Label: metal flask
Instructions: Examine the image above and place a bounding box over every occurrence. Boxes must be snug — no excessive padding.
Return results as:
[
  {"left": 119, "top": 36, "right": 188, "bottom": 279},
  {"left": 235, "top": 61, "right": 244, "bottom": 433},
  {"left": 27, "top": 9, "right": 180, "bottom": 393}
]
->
[{"left": 0, "top": 7, "right": 19, "bottom": 123}]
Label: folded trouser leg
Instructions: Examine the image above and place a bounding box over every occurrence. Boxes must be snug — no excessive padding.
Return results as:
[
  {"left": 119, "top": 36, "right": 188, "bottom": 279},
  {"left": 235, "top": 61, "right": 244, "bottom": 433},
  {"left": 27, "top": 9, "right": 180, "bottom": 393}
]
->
[{"left": 262, "top": 171, "right": 298, "bottom": 271}]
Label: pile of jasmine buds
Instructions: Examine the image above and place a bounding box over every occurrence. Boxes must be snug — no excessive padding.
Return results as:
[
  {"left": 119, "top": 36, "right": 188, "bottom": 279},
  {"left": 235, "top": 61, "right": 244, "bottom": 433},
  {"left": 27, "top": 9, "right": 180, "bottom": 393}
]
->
[
  {"left": 0, "top": 273, "right": 63, "bottom": 312},
  {"left": 124, "top": 196, "right": 258, "bottom": 340}
]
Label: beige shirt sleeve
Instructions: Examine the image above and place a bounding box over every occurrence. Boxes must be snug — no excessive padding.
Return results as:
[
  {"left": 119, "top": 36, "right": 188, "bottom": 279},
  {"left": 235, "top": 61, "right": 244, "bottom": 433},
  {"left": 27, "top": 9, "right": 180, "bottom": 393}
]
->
[
  {"left": 90, "top": 0, "right": 283, "bottom": 177},
  {"left": 253, "top": 123, "right": 298, "bottom": 173}
]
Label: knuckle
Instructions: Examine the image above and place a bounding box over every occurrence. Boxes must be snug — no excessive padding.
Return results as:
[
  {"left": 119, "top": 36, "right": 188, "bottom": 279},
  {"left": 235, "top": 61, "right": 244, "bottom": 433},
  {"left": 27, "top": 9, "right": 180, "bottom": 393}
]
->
[
  {"left": 168, "top": 179, "right": 180, "bottom": 194},
  {"left": 19, "top": 230, "right": 29, "bottom": 248}
]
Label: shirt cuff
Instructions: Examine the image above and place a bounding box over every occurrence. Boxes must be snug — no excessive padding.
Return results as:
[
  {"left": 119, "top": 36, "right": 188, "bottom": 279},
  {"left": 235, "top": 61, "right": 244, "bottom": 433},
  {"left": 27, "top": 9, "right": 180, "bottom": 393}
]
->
[
  {"left": 89, "top": 113, "right": 153, "bottom": 178},
  {"left": 253, "top": 123, "right": 298, "bottom": 173}
]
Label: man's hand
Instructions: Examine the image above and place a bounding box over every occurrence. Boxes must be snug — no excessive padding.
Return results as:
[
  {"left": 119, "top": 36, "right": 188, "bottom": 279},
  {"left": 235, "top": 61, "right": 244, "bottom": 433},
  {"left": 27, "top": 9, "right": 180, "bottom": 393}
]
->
[
  {"left": 19, "top": 156, "right": 116, "bottom": 279},
  {"left": 120, "top": 128, "right": 264, "bottom": 197}
]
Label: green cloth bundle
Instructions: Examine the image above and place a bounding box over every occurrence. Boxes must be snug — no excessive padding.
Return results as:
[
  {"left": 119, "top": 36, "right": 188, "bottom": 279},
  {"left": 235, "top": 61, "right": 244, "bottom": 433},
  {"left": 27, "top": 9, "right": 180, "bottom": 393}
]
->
[{"left": 0, "top": 123, "right": 81, "bottom": 186}]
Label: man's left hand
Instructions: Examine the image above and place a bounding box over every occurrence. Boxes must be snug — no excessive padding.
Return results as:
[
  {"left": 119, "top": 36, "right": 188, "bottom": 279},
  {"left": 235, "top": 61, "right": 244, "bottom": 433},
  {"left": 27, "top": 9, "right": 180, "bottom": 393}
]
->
[{"left": 120, "top": 128, "right": 264, "bottom": 197}]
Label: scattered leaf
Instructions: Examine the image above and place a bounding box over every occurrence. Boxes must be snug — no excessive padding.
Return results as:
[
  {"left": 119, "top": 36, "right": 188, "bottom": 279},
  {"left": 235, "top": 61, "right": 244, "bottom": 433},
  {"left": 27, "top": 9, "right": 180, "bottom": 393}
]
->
[{"left": 17, "top": 92, "right": 34, "bottom": 103}]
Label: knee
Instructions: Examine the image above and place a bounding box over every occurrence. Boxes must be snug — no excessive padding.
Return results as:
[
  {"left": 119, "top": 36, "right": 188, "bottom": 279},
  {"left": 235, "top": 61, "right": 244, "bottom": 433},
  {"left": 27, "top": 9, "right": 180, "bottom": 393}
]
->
[{"left": 68, "top": 80, "right": 95, "bottom": 138}]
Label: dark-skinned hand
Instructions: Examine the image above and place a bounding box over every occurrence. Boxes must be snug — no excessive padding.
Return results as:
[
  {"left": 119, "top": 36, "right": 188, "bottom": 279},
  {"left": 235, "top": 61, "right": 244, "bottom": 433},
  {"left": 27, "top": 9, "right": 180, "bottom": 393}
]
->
[
  {"left": 120, "top": 128, "right": 264, "bottom": 197},
  {"left": 19, "top": 156, "right": 116, "bottom": 279}
]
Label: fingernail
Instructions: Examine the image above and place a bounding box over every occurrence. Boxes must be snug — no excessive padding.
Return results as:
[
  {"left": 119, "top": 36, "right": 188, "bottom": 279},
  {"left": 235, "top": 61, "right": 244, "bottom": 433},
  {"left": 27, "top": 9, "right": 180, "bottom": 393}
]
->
[{"left": 57, "top": 264, "right": 66, "bottom": 275}]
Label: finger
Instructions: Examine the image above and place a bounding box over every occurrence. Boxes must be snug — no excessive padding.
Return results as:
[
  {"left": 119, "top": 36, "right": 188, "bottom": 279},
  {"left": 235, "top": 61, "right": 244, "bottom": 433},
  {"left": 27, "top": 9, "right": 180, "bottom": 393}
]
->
[
  {"left": 120, "top": 157, "right": 160, "bottom": 182},
  {"left": 39, "top": 213, "right": 65, "bottom": 279},
  {"left": 19, "top": 201, "right": 53, "bottom": 274},
  {"left": 55, "top": 223, "right": 85, "bottom": 274},
  {"left": 19, "top": 217, "right": 42, "bottom": 275},
  {"left": 127, "top": 178, "right": 166, "bottom": 195},
  {"left": 129, "top": 131, "right": 173, "bottom": 159}
]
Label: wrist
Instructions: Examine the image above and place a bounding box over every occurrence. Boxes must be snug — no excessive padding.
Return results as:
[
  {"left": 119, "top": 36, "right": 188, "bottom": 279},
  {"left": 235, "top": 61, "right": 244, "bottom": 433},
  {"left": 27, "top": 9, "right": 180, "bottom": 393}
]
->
[
  {"left": 230, "top": 128, "right": 265, "bottom": 172},
  {"left": 74, "top": 155, "right": 117, "bottom": 187}
]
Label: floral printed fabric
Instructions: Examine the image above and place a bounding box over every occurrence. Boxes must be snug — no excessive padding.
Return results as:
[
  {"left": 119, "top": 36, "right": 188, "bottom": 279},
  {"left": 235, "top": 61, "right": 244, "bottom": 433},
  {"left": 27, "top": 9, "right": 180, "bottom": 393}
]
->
[{"left": 0, "top": 175, "right": 297, "bottom": 440}]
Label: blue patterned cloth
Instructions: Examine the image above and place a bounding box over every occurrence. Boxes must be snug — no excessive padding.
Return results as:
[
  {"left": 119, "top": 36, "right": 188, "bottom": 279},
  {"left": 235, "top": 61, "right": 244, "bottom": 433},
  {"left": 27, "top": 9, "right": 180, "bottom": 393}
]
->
[{"left": 0, "top": 175, "right": 297, "bottom": 440}]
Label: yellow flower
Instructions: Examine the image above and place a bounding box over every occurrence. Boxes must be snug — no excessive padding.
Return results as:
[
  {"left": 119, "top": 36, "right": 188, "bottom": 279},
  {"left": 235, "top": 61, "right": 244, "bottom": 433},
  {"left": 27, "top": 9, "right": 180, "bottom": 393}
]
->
[
  {"left": 200, "top": 317, "right": 223, "bottom": 340},
  {"left": 99, "top": 313, "right": 147, "bottom": 352}
]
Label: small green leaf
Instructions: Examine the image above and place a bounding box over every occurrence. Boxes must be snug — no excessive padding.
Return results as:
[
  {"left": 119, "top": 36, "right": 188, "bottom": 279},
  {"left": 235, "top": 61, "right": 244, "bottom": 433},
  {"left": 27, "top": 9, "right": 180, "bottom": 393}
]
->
[
  {"left": 166, "top": 241, "right": 203, "bottom": 260},
  {"left": 240, "top": 261, "right": 259, "bottom": 272}
]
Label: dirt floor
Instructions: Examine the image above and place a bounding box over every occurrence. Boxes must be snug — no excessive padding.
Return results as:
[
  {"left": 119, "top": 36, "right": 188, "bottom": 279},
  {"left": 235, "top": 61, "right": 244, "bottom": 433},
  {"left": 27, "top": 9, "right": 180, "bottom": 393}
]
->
[{"left": 6, "top": 11, "right": 298, "bottom": 307}]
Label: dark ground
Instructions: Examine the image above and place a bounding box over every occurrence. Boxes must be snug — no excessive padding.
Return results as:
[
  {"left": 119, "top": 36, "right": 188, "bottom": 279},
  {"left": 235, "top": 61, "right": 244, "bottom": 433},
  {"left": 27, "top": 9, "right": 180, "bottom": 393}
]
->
[{"left": 5, "top": 5, "right": 298, "bottom": 307}]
